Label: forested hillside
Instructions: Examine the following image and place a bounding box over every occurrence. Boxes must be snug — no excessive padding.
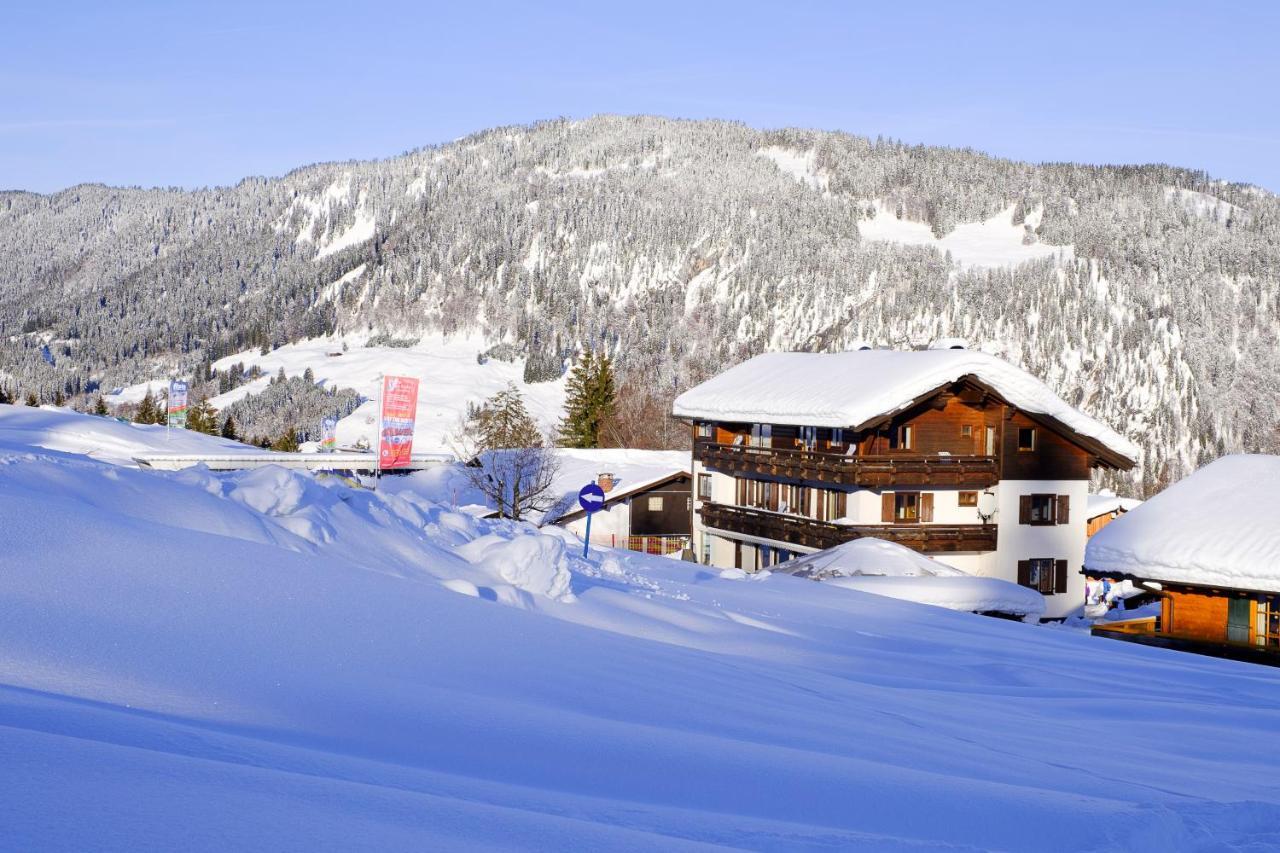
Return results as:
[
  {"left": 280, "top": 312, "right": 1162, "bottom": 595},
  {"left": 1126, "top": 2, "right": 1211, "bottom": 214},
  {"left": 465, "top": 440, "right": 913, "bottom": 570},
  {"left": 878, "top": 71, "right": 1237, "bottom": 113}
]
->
[{"left": 2, "top": 115, "right": 1277, "bottom": 492}]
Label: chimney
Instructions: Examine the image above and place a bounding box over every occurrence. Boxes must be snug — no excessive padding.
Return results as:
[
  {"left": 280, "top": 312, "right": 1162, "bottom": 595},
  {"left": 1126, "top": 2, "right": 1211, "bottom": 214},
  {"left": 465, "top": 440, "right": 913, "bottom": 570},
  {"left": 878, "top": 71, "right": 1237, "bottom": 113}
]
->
[{"left": 597, "top": 472, "right": 615, "bottom": 493}]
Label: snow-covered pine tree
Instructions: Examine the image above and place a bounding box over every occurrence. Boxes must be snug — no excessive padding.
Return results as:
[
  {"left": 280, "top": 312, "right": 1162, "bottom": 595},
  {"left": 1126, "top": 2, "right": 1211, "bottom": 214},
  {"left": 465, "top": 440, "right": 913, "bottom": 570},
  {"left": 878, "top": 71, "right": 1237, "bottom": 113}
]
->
[
  {"left": 135, "top": 391, "right": 158, "bottom": 424},
  {"left": 558, "top": 352, "right": 617, "bottom": 448},
  {"left": 220, "top": 414, "right": 238, "bottom": 441}
]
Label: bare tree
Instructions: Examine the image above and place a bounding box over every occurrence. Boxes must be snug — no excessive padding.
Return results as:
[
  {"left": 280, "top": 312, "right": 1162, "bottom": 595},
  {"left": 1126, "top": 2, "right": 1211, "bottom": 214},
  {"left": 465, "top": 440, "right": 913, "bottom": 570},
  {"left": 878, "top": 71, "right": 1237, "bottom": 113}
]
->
[{"left": 449, "top": 386, "right": 561, "bottom": 521}]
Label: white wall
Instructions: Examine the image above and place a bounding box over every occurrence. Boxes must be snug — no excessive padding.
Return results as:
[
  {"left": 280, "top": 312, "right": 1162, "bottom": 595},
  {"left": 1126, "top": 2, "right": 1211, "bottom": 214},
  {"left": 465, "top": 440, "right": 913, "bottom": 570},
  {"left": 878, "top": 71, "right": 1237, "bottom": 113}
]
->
[
  {"left": 991, "top": 480, "right": 1089, "bottom": 619},
  {"left": 562, "top": 499, "right": 631, "bottom": 547}
]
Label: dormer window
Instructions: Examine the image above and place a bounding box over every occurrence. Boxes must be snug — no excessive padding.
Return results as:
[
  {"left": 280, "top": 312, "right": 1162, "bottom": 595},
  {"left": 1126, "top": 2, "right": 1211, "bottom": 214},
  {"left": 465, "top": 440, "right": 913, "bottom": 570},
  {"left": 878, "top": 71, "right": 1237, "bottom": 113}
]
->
[{"left": 1017, "top": 427, "right": 1036, "bottom": 451}]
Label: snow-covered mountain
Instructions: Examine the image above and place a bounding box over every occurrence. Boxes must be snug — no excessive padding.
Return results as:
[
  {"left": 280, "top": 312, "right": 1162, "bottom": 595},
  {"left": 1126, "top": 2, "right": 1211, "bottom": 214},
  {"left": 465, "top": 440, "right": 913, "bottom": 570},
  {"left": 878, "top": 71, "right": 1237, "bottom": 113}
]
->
[
  {"left": 5, "top": 406, "right": 1280, "bottom": 849},
  {"left": 3, "top": 115, "right": 1279, "bottom": 491}
]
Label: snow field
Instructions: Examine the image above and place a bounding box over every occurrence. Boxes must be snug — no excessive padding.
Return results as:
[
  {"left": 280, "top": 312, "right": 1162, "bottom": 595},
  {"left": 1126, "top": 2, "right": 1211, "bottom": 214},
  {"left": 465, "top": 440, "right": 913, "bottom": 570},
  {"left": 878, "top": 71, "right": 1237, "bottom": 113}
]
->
[{"left": 2, "top": 420, "right": 1280, "bottom": 849}]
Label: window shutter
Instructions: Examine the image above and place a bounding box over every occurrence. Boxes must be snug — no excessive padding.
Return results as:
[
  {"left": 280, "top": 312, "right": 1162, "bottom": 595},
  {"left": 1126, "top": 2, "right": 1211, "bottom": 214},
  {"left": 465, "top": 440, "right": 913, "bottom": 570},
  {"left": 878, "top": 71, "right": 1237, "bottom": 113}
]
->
[
  {"left": 920, "top": 493, "right": 934, "bottom": 522},
  {"left": 1055, "top": 559, "right": 1068, "bottom": 593},
  {"left": 1019, "top": 495, "right": 1031, "bottom": 524},
  {"left": 1057, "top": 495, "right": 1070, "bottom": 525},
  {"left": 881, "top": 492, "right": 895, "bottom": 523},
  {"left": 1017, "top": 560, "right": 1031, "bottom": 587},
  {"left": 837, "top": 491, "right": 847, "bottom": 519}
]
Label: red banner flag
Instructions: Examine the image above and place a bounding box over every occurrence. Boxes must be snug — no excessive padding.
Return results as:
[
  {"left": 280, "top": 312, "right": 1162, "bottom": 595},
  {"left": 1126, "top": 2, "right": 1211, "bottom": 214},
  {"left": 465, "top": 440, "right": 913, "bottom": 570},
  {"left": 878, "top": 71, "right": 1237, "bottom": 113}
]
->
[{"left": 378, "top": 375, "right": 419, "bottom": 469}]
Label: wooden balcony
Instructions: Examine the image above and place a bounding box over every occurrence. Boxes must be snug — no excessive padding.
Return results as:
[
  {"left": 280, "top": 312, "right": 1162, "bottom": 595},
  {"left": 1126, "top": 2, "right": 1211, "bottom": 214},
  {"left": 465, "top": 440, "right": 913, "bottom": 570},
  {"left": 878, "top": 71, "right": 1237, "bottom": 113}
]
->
[
  {"left": 695, "top": 442, "right": 999, "bottom": 488},
  {"left": 699, "top": 501, "right": 998, "bottom": 553}
]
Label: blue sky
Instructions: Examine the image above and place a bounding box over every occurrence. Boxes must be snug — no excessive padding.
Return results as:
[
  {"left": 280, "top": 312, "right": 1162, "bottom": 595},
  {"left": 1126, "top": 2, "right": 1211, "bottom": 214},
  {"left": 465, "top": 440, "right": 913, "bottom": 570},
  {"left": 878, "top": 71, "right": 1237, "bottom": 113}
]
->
[{"left": 4, "top": 0, "right": 1278, "bottom": 193}]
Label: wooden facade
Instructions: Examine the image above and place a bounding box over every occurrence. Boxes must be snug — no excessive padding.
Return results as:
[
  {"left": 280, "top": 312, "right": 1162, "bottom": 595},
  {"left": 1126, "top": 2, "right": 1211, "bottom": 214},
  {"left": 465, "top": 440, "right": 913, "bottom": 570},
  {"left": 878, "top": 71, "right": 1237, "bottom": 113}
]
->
[
  {"left": 1092, "top": 579, "right": 1280, "bottom": 659},
  {"left": 699, "top": 501, "right": 998, "bottom": 553},
  {"left": 695, "top": 381, "right": 1106, "bottom": 485}
]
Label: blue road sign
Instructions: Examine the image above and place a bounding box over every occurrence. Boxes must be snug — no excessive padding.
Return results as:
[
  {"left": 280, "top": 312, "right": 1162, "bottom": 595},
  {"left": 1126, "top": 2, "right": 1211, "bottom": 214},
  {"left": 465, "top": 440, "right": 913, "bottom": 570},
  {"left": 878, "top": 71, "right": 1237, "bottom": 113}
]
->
[
  {"left": 578, "top": 482, "right": 607, "bottom": 558},
  {"left": 578, "top": 482, "right": 606, "bottom": 514}
]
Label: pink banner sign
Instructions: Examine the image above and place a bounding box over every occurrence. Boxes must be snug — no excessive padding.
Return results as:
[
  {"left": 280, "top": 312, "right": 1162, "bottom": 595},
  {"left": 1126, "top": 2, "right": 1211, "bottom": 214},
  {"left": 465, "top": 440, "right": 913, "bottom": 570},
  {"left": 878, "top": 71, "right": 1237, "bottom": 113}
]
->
[{"left": 378, "top": 375, "right": 419, "bottom": 469}]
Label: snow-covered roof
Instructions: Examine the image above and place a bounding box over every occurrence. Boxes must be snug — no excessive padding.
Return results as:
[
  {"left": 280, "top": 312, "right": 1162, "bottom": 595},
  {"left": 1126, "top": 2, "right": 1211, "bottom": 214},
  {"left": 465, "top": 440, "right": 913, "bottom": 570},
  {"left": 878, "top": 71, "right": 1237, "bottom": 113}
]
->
[
  {"left": 1085, "top": 491, "right": 1143, "bottom": 520},
  {"left": 1086, "top": 455, "right": 1280, "bottom": 592},
  {"left": 672, "top": 349, "right": 1138, "bottom": 463},
  {"left": 823, "top": 575, "right": 1046, "bottom": 618},
  {"left": 776, "top": 537, "right": 1044, "bottom": 617},
  {"left": 509, "top": 448, "right": 689, "bottom": 525},
  {"left": 777, "top": 537, "right": 966, "bottom": 580}
]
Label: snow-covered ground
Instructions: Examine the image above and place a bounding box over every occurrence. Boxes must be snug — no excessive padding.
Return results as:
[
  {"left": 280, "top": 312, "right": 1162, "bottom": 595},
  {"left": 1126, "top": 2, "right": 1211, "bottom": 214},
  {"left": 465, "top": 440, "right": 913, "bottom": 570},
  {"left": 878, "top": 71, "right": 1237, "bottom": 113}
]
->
[
  {"left": 0, "top": 403, "right": 258, "bottom": 466},
  {"left": 857, "top": 201, "right": 1074, "bottom": 269},
  {"left": 108, "top": 334, "right": 568, "bottom": 455},
  {"left": 4, "top": 426, "right": 1280, "bottom": 849}
]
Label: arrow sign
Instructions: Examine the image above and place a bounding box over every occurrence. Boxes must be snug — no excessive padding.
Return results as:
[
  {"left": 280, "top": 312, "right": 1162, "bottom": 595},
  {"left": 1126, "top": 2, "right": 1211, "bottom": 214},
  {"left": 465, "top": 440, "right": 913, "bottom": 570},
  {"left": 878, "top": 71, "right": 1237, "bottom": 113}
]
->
[
  {"left": 577, "top": 482, "right": 607, "bottom": 559},
  {"left": 578, "top": 482, "right": 606, "bottom": 514}
]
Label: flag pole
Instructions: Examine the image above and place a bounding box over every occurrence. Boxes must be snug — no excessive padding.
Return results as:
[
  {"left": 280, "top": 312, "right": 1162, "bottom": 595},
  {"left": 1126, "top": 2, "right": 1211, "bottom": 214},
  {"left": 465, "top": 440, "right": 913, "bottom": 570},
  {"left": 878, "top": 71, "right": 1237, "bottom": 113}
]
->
[{"left": 374, "top": 372, "right": 383, "bottom": 491}]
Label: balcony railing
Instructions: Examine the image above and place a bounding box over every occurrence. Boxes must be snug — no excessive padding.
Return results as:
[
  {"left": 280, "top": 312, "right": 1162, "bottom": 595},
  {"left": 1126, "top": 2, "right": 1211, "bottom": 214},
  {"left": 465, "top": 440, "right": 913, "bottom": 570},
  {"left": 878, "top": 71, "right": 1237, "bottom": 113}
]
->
[
  {"left": 695, "top": 442, "right": 999, "bottom": 488},
  {"left": 699, "top": 501, "right": 998, "bottom": 553}
]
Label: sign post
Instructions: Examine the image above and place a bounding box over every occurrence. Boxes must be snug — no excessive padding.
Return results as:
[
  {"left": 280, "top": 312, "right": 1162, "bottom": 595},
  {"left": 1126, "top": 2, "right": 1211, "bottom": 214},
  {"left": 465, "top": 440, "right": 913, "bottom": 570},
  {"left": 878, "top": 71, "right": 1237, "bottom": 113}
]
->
[
  {"left": 166, "top": 380, "right": 189, "bottom": 439},
  {"left": 577, "top": 482, "right": 606, "bottom": 558}
]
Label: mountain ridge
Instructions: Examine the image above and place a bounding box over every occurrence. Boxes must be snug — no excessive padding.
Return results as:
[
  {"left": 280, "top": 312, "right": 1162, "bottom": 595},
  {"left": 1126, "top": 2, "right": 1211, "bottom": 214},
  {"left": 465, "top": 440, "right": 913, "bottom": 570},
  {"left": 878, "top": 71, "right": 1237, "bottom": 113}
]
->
[{"left": 2, "top": 114, "right": 1278, "bottom": 492}]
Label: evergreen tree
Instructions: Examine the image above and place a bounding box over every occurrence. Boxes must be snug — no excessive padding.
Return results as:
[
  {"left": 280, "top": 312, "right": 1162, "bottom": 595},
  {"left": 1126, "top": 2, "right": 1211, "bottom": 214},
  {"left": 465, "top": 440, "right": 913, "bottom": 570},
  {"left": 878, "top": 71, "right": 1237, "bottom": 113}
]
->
[
  {"left": 558, "top": 351, "right": 617, "bottom": 448},
  {"left": 0, "top": 385, "right": 10, "bottom": 405},
  {"left": 220, "top": 414, "right": 238, "bottom": 441},
  {"left": 271, "top": 427, "right": 300, "bottom": 452},
  {"left": 187, "top": 398, "right": 219, "bottom": 435},
  {"left": 92, "top": 396, "right": 109, "bottom": 416},
  {"left": 24, "top": 391, "right": 37, "bottom": 407},
  {"left": 470, "top": 384, "right": 543, "bottom": 449},
  {"left": 135, "top": 390, "right": 158, "bottom": 424},
  {"left": 53, "top": 390, "right": 65, "bottom": 407}
]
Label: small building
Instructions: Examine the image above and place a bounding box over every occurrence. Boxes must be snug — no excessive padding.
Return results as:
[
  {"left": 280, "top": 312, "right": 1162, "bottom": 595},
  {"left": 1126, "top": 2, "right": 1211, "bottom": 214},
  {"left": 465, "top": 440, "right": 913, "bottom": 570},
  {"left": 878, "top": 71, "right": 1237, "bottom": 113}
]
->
[
  {"left": 483, "top": 449, "right": 692, "bottom": 556},
  {"left": 1085, "top": 490, "right": 1142, "bottom": 538},
  {"left": 1086, "top": 455, "right": 1280, "bottom": 659},
  {"left": 672, "top": 347, "right": 1138, "bottom": 618}
]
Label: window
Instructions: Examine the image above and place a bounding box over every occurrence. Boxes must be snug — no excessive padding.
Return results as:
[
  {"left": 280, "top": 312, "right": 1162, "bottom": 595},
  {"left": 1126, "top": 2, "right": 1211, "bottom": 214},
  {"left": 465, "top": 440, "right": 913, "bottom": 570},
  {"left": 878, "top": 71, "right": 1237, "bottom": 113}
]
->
[
  {"left": 1024, "top": 494, "right": 1056, "bottom": 525},
  {"left": 958, "top": 491, "right": 978, "bottom": 507},
  {"left": 985, "top": 426, "right": 996, "bottom": 456},
  {"left": 696, "top": 422, "right": 714, "bottom": 440},
  {"left": 750, "top": 423, "right": 772, "bottom": 448},
  {"left": 1027, "top": 558, "right": 1057, "bottom": 594},
  {"left": 800, "top": 425, "right": 818, "bottom": 450},
  {"left": 890, "top": 425, "right": 914, "bottom": 450},
  {"left": 647, "top": 496, "right": 664, "bottom": 512},
  {"left": 697, "top": 473, "right": 712, "bottom": 500},
  {"left": 895, "top": 491, "right": 920, "bottom": 521},
  {"left": 1017, "top": 427, "right": 1036, "bottom": 451},
  {"left": 1228, "top": 598, "right": 1251, "bottom": 644},
  {"left": 700, "top": 535, "right": 712, "bottom": 565},
  {"left": 961, "top": 424, "right": 972, "bottom": 439},
  {"left": 830, "top": 428, "right": 844, "bottom": 446}
]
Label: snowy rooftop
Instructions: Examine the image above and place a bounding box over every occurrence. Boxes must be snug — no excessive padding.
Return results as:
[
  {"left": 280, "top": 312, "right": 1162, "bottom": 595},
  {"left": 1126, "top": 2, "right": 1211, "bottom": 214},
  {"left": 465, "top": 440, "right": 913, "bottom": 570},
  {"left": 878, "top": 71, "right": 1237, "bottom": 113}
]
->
[
  {"left": 537, "top": 448, "right": 690, "bottom": 525},
  {"left": 1086, "top": 455, "right": 1280, "bottom": 592},
  {"left": 776, "top": 537, "right": 1044, "bottom": 618},
  {"left": 672, "top": 349, "right": 1138, "bottom": 463},
  {"left": 777, "top": 537, "right": 966, "bottom": 580}
]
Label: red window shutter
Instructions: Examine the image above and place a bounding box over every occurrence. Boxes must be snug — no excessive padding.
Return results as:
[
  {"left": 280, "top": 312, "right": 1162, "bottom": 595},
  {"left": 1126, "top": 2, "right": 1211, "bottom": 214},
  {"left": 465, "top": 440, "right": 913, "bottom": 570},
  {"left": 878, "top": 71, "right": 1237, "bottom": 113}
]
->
[
  {"left": 881, "top": 492, "right": 895, "bottom": 523},
  {"left": 1055, "top": 559, "right": 1068, "bottom": 593},
  {"left": 1017, "top": 560, "right": 1031, "bottom": 587},
  {"left": 1019, "top": 495, "right": 1032, "bottom": 524},
  {"left": 1057, "top": 495, "right": 1070, "bottom": 525},
  {"left": 920, "top": 493, "right": 934, "bottom": 522}
]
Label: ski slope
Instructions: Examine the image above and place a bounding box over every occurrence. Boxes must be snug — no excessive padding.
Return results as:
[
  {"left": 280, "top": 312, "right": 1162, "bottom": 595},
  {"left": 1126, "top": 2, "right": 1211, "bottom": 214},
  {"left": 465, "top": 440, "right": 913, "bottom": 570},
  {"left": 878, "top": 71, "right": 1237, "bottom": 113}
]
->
[{"left": 2, "top": 429, "right": 1280, "bottom": 850}]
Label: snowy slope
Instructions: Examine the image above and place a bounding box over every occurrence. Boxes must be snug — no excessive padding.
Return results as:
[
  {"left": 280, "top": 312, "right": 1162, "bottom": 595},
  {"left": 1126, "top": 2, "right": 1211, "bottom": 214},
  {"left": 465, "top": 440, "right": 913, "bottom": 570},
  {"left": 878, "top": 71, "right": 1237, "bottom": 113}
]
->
[
  {"left": 857, "top": 202, "right": 1074, "bottom": 269},
  {"left": 1086, "top": 454, "right": 1280, "bottom": 592},
  {"left": 4, "top": 438, "right": 1280, "bottom": 849},
  {"left": 203, "top": 333, "right": 567, "bottom": 454},
  {"left": 0, "top": 403, "right": 258, "bottom": 465}
]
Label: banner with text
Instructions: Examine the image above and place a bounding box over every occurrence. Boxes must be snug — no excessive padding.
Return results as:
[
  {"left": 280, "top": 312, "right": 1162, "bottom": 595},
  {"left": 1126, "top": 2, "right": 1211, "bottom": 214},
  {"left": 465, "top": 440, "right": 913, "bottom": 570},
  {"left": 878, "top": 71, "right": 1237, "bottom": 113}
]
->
[
  {"left": 378, "top": 375, "right": 419, "bottom": 469},
  {"left": 167, "top": 380, "right": 189, "bottom": 429},
  {"left": 320, "top": 416, "right": 338, "bottom": 452}
]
